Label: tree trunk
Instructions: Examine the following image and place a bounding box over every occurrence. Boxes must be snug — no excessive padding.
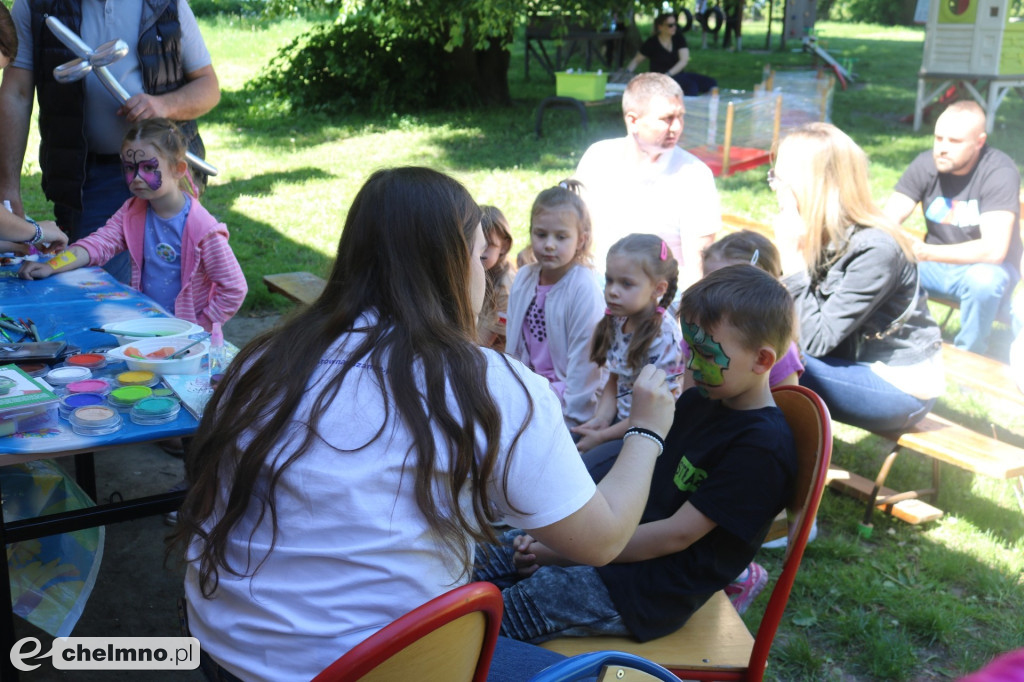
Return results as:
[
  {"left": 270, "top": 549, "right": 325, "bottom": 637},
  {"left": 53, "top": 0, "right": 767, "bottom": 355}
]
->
[{"left": 438, "top": 36, "right": 511, "bottom": 107}]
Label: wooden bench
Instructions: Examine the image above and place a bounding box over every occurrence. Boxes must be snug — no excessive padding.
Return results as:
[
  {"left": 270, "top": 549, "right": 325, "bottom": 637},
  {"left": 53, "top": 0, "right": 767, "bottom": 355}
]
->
[
  {"left": 942, "top": 342, "right": 1024, "bottom": 410},
  {"left": 263, "top": 272, "right": 326, "bottom": 306}
]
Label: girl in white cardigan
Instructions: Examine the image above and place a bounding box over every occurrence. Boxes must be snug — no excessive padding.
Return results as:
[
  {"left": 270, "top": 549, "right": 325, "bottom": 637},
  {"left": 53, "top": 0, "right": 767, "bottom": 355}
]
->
[{"left": 507, "top": 180, "right": 605, "bottom": 428}]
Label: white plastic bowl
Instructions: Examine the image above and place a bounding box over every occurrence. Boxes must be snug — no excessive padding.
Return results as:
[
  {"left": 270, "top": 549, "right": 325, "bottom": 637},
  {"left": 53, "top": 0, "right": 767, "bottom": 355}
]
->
[
  {"left": 107, "top": 337, "right": 210, "bottom": 376},
  {"left": 101, "top": 318, "right": 204, "bottom": 346}
]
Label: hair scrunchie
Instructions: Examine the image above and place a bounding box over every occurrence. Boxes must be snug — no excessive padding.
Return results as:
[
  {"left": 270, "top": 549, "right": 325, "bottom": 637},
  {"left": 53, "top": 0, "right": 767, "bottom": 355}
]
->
[{"left": 656, "top": 306, "right": 666, "bottom": 315}]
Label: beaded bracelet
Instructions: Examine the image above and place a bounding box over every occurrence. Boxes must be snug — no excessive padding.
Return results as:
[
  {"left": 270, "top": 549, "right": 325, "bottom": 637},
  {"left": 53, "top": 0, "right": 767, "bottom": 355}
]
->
[
  {"left": 623, "top": 426, "right": 665, "bottom": 457},
  {"left": 24, "top": 217, "right": 43, "bottom": 245}
]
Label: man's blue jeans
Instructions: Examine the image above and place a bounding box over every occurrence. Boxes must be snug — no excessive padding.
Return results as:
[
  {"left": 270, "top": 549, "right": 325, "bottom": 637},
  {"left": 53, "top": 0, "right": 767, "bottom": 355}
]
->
[
  {"left": 919, "top": 261, "right": 1019, "bottom": 353},
  {"left": 799, "top": 355, "right": 935, "bottom": 434}
]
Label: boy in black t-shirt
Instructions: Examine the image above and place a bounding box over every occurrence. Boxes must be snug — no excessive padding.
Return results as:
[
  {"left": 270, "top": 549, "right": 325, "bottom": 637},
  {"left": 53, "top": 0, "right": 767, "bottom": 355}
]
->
[{"left": 475, "top": 265, "right": 798, "bottom": 643}]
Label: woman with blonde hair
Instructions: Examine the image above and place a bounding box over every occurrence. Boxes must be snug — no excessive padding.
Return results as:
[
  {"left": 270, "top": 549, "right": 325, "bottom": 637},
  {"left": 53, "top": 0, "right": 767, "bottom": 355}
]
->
[{"left": 771, "top": 122, "right": 943, "bottom": 433}]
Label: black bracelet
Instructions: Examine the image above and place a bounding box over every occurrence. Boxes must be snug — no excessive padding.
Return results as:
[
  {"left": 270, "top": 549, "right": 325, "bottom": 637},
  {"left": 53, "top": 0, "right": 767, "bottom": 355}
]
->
[
  {"left": 24, "top": 217, "right": 43, "bottom": 245},
  {"left": 623, "top": 426, "right": 665, "bottom": 457}
]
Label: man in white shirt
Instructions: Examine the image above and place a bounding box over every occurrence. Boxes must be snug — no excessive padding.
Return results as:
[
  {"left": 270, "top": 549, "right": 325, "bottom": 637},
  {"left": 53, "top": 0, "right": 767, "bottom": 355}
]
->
[{"left": 575, "top": 72, "right": 721, "bottom": 289}]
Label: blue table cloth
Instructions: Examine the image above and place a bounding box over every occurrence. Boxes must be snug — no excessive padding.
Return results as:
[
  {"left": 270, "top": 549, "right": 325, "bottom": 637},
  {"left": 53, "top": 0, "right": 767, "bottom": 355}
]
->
[{"left": 0, "top": 265, "right": 202, "bottom": 637}]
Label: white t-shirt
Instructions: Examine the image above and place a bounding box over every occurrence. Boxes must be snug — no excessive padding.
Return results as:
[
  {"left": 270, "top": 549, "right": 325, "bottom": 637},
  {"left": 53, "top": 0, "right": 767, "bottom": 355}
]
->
[
  {"left": 575, "top": 136, "right": 721, "bottom": 288},
  {"left": 184, "top": 328, "right": 596, "bottom": 682}
]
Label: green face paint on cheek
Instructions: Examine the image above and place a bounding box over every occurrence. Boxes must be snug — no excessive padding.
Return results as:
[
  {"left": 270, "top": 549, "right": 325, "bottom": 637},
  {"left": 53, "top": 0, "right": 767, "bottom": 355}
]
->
[{"left": 682, "top": 321, "right": 731, "bottom": 387}]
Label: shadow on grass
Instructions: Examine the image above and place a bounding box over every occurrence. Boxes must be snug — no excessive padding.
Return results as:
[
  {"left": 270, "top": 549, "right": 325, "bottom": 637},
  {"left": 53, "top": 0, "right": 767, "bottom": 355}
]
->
[
  {"left": 750, "top": 456, "right": 1024, "bottom": 680},
  {"left": 200, "top": 167, "right": 335, "bottom": 311}
]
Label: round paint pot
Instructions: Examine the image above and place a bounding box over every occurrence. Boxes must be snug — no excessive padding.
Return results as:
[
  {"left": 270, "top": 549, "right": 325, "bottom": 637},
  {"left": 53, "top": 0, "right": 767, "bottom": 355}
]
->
[
  {"left": 66, "top": 353, "right": 107, "bottom": 370},
  {"left": 70, "top": 404, "right": 123, "bottom": 436},
  {"left": 108, "top": 385, "right": 153, "bottom": 410},
  {"left": 115, "top": 370, "right": 158, "bottom": 388},
  {"left": 59, "top": 392, "right": 107, "bottom": 420},
  {"left": 15, "top": 362, "right": 49, "bottom": 378},
  {"left": 0, "top": 376, "right": 15, "bottom": 396},
  {"left": 66, "top": 378, "right": 112, "bottom": 396},
  {"left": 130, "top": 396, "right": 181, "bottom": 425},
  {"left": 152, "top": 388, "right": 174, "bottom": 397},
  {"left": 46, "top": 366, "right": 92, "bottom": 386}
]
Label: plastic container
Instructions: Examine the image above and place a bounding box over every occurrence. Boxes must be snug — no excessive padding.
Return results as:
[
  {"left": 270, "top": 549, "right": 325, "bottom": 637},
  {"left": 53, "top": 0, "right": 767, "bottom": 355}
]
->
[
  {"left": 69, "top": 404, "right": 123, "bottom": 436},
  {"left": 208, "top": 322, "right": 226, "bottom": 377},
  {"left": 65, "top": 353, "right": 107, "bottom": 370},
  {"left": 107, "top": 385, "right": 153, "bottom": 410},
  {"left": 65, "top": 378, "right": 112, "bottom": 395},
  {"left": 59, "top": 392, "right": 107, "bottom": 419},
  {"left": 107, "top": 337, "right": 210, "bottom": 376},
  {"left": 14, "top": 362, "right": 49, "bottom": 378},
  {"left": 130, "top": 396, "right": 181, "bottom": 425},
  {"left": 45, "top": 366, "right": 92, "bottom": 386},
  {"left": 555, "top": 71, "right": 609, "bottom": 101},
  {"left": 115, "top": 370, "right": 158, "bottom": 387},
  {"left": 100, "top": 318, "right": 204, "bottom": 346}
]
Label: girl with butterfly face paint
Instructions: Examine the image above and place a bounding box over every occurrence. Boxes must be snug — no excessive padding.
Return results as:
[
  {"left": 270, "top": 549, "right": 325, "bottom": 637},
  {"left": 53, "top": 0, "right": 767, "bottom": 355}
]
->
[{"left": 19, "top": 119, "right": 246, "bottom": 332}]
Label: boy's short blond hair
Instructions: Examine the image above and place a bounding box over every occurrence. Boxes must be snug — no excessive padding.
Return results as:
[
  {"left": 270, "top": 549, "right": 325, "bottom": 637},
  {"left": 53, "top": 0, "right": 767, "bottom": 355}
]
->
[{"left": 680, "top": 264, "right": 795, "bottom": 356}]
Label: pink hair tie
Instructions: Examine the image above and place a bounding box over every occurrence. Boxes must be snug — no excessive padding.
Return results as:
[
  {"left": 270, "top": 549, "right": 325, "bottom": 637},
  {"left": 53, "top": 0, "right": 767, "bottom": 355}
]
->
[
  {"left": 604, "top": 308, "right": 613, "bottom": 315},
  {"left": 656, "top": 306, "right": 666, "bottom": 315},
  {"left": 660, "top": 242, "right": 669, "bottom": 261}
]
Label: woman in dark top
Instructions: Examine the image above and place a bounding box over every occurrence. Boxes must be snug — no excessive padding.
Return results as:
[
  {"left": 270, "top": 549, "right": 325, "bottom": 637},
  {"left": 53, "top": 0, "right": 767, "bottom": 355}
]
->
[
  {"left": 624, "top": 12, "right": 717, "bottom": 96},
  {"left": 772, "top": 122, "right": 944, "bottom": 434}
]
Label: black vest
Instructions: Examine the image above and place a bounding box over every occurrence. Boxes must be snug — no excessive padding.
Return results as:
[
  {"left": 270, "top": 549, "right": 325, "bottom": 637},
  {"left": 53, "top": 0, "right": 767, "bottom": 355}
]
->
[{"left": 30, "top": 0, "right": 206, "bottom": 210}]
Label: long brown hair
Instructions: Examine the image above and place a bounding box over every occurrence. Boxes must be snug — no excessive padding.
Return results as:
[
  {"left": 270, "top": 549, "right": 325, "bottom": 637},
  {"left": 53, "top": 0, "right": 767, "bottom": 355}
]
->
[
  {"left": 172, "top": 167, "right": 531, "bottom": 595},
  {"left": 590, "top": 234, "right": 679, "bottom": 370}
]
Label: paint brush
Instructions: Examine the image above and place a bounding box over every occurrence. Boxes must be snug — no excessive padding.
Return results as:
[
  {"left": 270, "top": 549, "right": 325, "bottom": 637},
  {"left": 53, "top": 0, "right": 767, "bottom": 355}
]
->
[
  {"left": 88, "top": 327, "right": 162, "bottom": 337},
  {"left": 167, "top": 335, "right": 209, "bottom": 360},
  {"left": 616, "top": 371, "right": 686, "bottom": 399},
  {"left": 27, "top": 319, "right": 41, "bottom": 342}
]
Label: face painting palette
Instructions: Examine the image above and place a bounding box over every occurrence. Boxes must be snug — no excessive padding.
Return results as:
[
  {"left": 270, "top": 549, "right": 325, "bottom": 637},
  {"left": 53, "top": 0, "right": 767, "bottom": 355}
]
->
[
  {"left": 46, "top": 366, "right": 92, "bottom": 386},
  {"left": 129, "top": 396, "right": 181, "bottom": 425},
  {"left": 69, "top": 404, "right": 123, "bottom": 436},
  {"left": 59, "top": 392, "right": 108, "bottom": 419},
  {"left": 107, "top": 385, "right": 153, "bottom": 411}
]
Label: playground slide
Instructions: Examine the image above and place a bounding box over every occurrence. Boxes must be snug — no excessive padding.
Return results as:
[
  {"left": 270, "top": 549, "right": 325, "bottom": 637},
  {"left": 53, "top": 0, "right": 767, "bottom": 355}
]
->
[{"left": 802, "top": 36, "right": 853, "bottom": 89}]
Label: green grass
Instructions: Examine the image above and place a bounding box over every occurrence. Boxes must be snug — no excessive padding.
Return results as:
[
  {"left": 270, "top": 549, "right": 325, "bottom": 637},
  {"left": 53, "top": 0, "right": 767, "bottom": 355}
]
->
[{"left": 17, "top": 16, "right": 1024, "bottom": 680}]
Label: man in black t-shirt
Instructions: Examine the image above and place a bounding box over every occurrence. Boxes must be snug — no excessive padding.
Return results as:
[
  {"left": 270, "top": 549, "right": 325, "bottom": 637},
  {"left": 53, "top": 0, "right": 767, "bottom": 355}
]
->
[{"left": 885, "top": 100, "right": 1021, "bottom": 354}]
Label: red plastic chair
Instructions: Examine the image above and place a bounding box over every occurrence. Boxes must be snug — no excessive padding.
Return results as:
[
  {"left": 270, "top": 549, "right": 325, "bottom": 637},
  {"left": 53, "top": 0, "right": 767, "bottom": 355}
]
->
[
  {"left": 312, "top": 581, "right": 503, "bottom": 682},
  {"left": 541, "top": 385, "right": 833, "bottom": 681}
]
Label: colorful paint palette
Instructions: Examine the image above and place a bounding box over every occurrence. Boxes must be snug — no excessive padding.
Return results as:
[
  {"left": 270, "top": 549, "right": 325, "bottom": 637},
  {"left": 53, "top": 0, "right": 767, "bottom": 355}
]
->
[
  {"left": 14, "top": 362, "right": 48, "bottom": 377},
  {"left": 69, "top": 404, "right": 123, "bottom": 436},
  {"left": 46, "top": 366, "right": 92, "bottom": 385},
  {"left": 66, "top": 378, "right": 112, "bottom": 395},
  {"left": 59, "top": 392, "right": 107, "bottom": 419},
  {"left": 108, "top": 385, "right": 153, "bottom": 410},
  {"left": 115, "top": 370, "right": 158, "bottom": 387},
  {"left": 66, "top": 353, "right": 107, "bottom": 370},
  {"left": 129, "top": 396, "right": 181, "bottom": 425}
]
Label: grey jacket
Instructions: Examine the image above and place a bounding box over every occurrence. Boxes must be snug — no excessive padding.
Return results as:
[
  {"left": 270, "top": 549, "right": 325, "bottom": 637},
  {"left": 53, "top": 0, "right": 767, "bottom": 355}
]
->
[{"left": 783, "top": 226, "right": 942, "bottom": 367}]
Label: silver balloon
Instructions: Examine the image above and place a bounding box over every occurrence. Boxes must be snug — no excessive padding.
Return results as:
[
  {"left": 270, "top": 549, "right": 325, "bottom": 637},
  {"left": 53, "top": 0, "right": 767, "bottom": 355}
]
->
[
  {"left": 53, "top": 58, "right": 92, "bottom": 84},
  {"left": 45, "top": 17, "right": 219, "bottom": 177},
  {"left": 89, "top": 39, "right": 129, "bottom": 68}
]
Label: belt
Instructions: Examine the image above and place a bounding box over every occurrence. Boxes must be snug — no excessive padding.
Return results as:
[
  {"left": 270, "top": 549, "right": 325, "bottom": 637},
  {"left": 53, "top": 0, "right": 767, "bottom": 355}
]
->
[{"left": 88, "top": 153, "right": 123, "bottom": 165}]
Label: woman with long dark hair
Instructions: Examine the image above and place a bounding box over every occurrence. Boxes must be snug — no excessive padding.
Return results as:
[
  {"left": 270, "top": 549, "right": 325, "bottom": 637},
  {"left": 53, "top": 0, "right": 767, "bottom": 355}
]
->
[{"left": 173, "top": 167, "right": 675, "bottom": 681}]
